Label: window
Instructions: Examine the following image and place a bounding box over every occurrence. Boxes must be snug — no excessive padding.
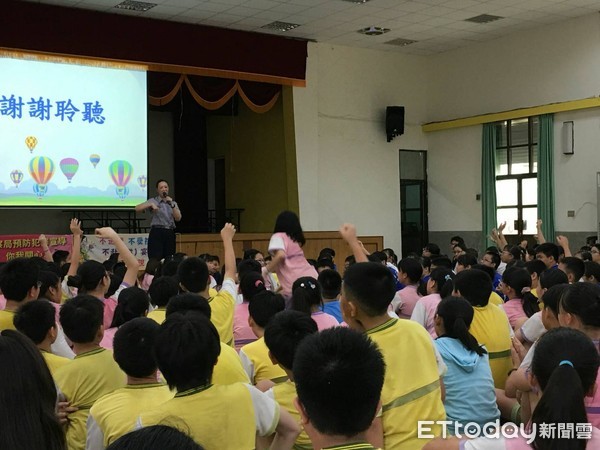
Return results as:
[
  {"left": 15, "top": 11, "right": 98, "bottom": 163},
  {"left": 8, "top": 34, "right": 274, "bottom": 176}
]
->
[{"left": 495, "top": 117, "right": 538, "bottom": 236}]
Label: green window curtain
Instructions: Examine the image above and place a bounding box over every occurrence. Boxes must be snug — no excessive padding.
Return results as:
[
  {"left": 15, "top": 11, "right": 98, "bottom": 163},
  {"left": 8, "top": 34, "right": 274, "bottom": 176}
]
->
[
  {"left": 482, "top": 123, "right": 497, "bottom": 251},
  {"left": 538, "top": 114, "right": 555, "bottom": 241}
]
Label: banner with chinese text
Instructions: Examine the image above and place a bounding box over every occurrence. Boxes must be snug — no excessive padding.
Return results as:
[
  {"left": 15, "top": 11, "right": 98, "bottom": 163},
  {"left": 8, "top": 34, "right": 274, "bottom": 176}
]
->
[{"left": 0, "top": 234, "right": 72, "bottom": 262}]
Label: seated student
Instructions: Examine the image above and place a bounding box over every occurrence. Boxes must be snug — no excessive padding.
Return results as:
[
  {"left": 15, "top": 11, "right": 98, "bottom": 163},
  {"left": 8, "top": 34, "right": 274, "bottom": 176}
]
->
[
  {"left": 470, "top": 264, "right": 504, "bottom": 306},
  {"left": 411, "top": 267, "right": 454, "bottom": 338},
  {"left": 292, "top": 277, "right": 339, "bottom": 330},
  {"left": 559, "top": 256, "right": 586, "bottom": 283},
  {"left": 107, "top": 425, "right": 205, "bottom": 450},
  {"left": 318, "top": 269, "right": 343, "bottom": 323},
  {"left": 341, "top": 223, "right": 446, "bottom": 449},
  {"left": 454, "top": 254, "right": 477, "bottom": 274},
  {"left": 393, "top": 258, "right": 423, "bottom": 318},
  {"left": 343, "top": 255, "right": 356, "bottom": 274},
  {"left": 433, "top": 297, "right": 499, "bottom": 434},
  {"left": 0, "top": 257, "right": 40, "bottom": 330},
  {"left": 100, "top": 287, "right": 150, "bottom": 349},
  {"left": 525, "top": 259, "right": 546, "bottom": 298},
  {"left": 316, "top": 257, "right": 334, "bottom": 273},
  {"left": 166, "top": 293, "right": 249, "bottom": 385},
  {"left": 453, "top": 269, "right": 512, "bottom": 389},
  {"left": 430, "top": 256, "right": 453, "bottom": 271},
  {"left": 535, "top": 242, "right": 560, "bottom": 270},
  {"left": 294, "top": 326, "right": 385, "bottom": 450},
  {"left": 425, "top": 327, "right": 600, "bottom": 449},
  {"left": 0, "top": 329, "right": 67, "bottom": 450},
  {"left": 147, "top": 276, "right": 179, "bottom": 324},
  {"left": 235, "top": 272, "right": 266, "bottom": 351},
  {"left": 584, "top": 260, "right": 600, "bottom": 285},
  {"left": 13, "top": 300, "right": 71, "bottom": 377},
  {"left": 87, "top": 318, "right": 174, "bottom": 449},
  {"left": 422, "top": 243, "right": 441, "bottom": 258},
  {"left": 177, "top": 224, "right": 237, "bottom": 346},
  {"left": 204, "top": 255, "right": 222, "bottom": 287},
  {"left": 55, "top": 295, "right": 126, "bottom": 450},
  {"left": 139, "top": 312, "right": 300, "bottom": 449},
  {"left": 240, "top": 291, "right": 288, "bottom": 385},
  {"left": 480, "top": 250, "right": 502, "bottom": 290},
  {"left": 263, "top": 310, "right": 318, "bottom": 449},
  {"left": 499, "top": 267, "right": 539, "bottom": 330}
]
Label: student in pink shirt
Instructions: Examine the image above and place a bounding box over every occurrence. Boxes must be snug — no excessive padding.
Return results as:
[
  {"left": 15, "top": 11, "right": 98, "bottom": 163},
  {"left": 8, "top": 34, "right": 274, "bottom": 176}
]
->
[
  {"left": 411, "top": 268, "right": 455, "bottom": 338},
  {"left": 291, "top": 277, "right": 339, "bottom": 330},
  {"left": 100, "top": 286, "right": 149, "bottom": 349},
  {"left": 500, "top": 267, "right": 540, "bottom": 330},
  {"left": 266, "top": 211, "right": 318, "bottom": 302},
  {"left": 395, "top": 258, "right": 423, "bottom": 318},
  {"left": 235, "top": 271, "right": 267, "bottom": 351}
]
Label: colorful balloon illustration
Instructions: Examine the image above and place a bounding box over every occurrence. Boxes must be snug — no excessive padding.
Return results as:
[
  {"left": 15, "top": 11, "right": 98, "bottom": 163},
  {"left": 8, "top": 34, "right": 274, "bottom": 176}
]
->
[
  {"left": 25, "top": 136, "right": 38, "bottom": 153},
  {"left": 60, "top": 158, "right": 79, "bottom": 183},
  {"left": 28, "top": 156, "right": 55, "bottom": 198},
  {"left": 89, "top": 154, "right": 101, "bottom": 168},
  {"left": 10, "top": 170, "right": 23, "bottom": 188},
  {"left": 137, "top": 175, "right": 147, "bottom": 190},
  {"left": 109, "top": 160, "right": 133, "bottom": 200}
]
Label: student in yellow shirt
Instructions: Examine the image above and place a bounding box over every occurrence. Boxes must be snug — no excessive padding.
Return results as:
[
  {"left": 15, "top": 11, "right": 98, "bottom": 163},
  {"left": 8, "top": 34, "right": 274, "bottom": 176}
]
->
[
  {"left": 239, "top": 291, "right": 288, "bottom": 385},
  {"left": 139, "top": 312, "right": 300, "bottom": 449},
  {"left": 106, "top": 425, "right": 204, "bottom": 450},
  {"left": 87, "top": 318, "right": 173, "bottom": 449},
  {"left": 177, "top": 224, "right": 238, "bottom": 346},
  {"left": 339, "top": 223, "right": 446, "bottom": 450},
  {"left": 147, "top": 276, "right": 179, "bottom": 324},
  {"left": 453, "top": 269, "right": 513, "bottom": 389},
  {"left": 294, "top": 327, "right": 385, "bottom": 450},
  {"left": 0, "top": 257, "right": 40, "bottom": 330},
  {"left": 263, "top": 310, "right": 318, "bottom": 449},
  {"left": 165, "top": 293, "right": 249, "bottom": 385},
  {"left": 55, "top": 295, "right": 126, "bottom": 450},
  {"left": 13, "top": 299, "right": 71, "bottom": 377}
]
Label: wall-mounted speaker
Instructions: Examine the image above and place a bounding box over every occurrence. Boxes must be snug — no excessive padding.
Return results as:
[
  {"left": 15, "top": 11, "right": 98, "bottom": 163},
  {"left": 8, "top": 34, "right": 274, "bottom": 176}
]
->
[
  {"left": 562, "top": 121, "right": 574, "bottom": 155},
  {"left": 386, "top": 106, "right": 405, "bottom": 142}
]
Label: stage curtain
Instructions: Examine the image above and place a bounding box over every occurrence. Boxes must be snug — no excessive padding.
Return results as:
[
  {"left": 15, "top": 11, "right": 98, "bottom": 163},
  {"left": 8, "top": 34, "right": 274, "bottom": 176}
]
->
[{"left": 148, "top": 72, "right": 184, "bottom": 106}]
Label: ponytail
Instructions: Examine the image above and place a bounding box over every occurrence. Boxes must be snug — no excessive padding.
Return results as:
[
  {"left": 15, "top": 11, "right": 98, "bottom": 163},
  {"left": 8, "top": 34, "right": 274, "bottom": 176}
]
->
[
  {"left": 521, "top": 289, "right": 539, "bottom": 318},
  {"left": 451, "top": 315, "right": 485, "bottom": 357},
  {"left": 436, "top": 296, "right": 485, "bottom": 356},
  {"left": 429, "top": 268, "right": 454, "bottom": 298},
  {"left": 291, "top": 277, "right": 322, "bottom": 315},
  {"left": 503, "top": 266, "right": 540, "bottom": 317}
]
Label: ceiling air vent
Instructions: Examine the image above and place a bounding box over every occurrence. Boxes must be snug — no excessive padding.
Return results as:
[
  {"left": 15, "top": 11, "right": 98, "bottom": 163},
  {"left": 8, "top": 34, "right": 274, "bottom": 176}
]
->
[
  {"left": 465, "top": 14, "right": 503, "bottom": 24},
  {"left": 261, "top": 21, "right": 301, "bottom": 32},
  {"left": 114, "top": 0, "right": 157, "bottom": 12},
  {"left": 358, "top": 26, "right": 390, "bottom": 36},
  {"left": 386, "top": 38, "right": 417, "bottom": 47}
]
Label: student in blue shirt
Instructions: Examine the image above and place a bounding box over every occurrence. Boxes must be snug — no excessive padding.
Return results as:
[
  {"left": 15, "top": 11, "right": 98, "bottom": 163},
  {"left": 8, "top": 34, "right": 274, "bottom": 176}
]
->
[{"left": 317, "top": 269, "right": 343, "bottom": 323}]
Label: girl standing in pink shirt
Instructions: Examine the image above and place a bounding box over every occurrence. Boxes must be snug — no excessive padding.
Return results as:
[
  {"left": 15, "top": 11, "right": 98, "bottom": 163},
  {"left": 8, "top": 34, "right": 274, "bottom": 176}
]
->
[
  {"left": 292, "top": 276, "right": 339, "bottom": 330},
  {"left": 411, "top": 268, "right": 455, "bottom": 338},
  {"left": 500, "top": 267, "right": 539, "bottom": 330},
  {"left": 234, "top": 272, "right": 266, "bottom": 351}
]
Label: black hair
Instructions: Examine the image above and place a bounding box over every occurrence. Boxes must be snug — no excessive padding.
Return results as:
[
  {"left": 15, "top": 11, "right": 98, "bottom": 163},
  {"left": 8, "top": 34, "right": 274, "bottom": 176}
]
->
[
  {"left": 584, "top": 261, "right": 600, "bottom": 281},
  {"left": 470, "top": 263, "right": 495, "bottom": 282},
  {"left": 560, "top": 283, "right": 600, "bottom": 328},
  {"left": 106, "top": 425, "right": 204, "bottom": 450},
  {"left": 344, "top": 255, "right": 356, "bottom": 266},
  {"left": 318, "top": 248, "right": 335, "bottom": 260},
  {"left": 560, "top": 257, "right": 585, "bottom": 282},
  {"left": 161, "top": 260, "right": 181, "bottom": 277},
  {"left": 424, "top": 243, "right": 440, "bottom": 256},
  {"left": 428, "top": 268, "right": 455, "bottom": 297},
  {"left": 110, "top": 287, "right": 150, "bottom": 328},
  {"left": 291, "top": 277, "right": 322, "bottom": 314},
  {"left": 148, "top": 276, "right": 179, "bottom": 308},
  {"left": 398, "top": 258, "right": 423, "bottom": 284},
  {"left": 382, "top": 248, "right": 397, "bottom": 265},
  {"left": 67, "top": 260, "right": 106, "bottom": 293},
  {"left": 242, "top": 249, "right": 263, "bottom": 261},
  {"left": 318, "top": 269, "right": 342, "bottom": 299},
  {"left": 248, "top": 291, "right": 285, "bottom": 328},
  {"left": 293, "top": 327, "right": 385, "bottom": 437},
  {"left": 204, "top": 255, "right": 220, "bottom": 264},
  {"left": 0, "top": 330, "right": 66, "bottom": 450},
  {"left": 14, "top": 300, "right": 57, "bottom": 345},
  {"left": 539, "top": 269, "right": 569, "bottom": 290},
  {"left": 484, "top": 251, "right": 501, "bottom": 268},
  {"left": 59, "top": 295, "right": 104, "bottom": 344},
  {"left": 450, "top": 236, "right": 465, "bottom": 245},
  {"left": 502, "top": 267, "right": 539, "bottom": 318},
  {"left": 369, "top": 251, "right": 387, "bottom": 264},
  {"left": 436, "top": 296, "right": 485, "bottom": 356},
  {"left": 273, "top": 210, "right": 305, "bottom": 246},
  {"left": 105, "top": 274, "right": 123, "bottom": 299},
  {"left": 316, "top": 258, "right": 334, "bottom": 271},
  {"left": 536, "top": 242, "right": 560, "bottom": 263},
  {"left": 454, "top": 269, "right": 492, "bottom": 307},
  {"left": 113, "top": 262, "right": 126, "bottom": 281},
  {"left": 542, "top": 284, "right": 569, "bottom": 317},
  {"left": 155, "top": 179, "right": 168, "bottom": 188},
  {"left": 52, "top": 250, "right": 69, "bottom": 266},
  {"left": 0, "top": 257, "right": 40, "bottom": 302},
  {"left": 430, "top": 256, "right": 453, "bottom": 270},
  {"left": 264, "top": 310, "right": 318, "bottom": 370},
  {"left": 237, "top": 259, "right": 262, "bottom": 280},
  {"left": 421, "top": 256, "right": 432, "bottom": 270},
  {"left": 239, "top": 272, "right": 266, "bottom": 301},
  {"left": 456, "top": 254, "right": 477, "bottom": 269},
  {"left": 38, "top": 270, "right": 60, "bottom": 300},
  {"left": 144, "top": 258, "right": 162, "bottom": 276},
  {"left": 165, "top": 294, "right": 211, "bottom": 320},
  {"left": 113, "top": 317, "right": 160, "bottom": 378},
  {"left": 453, "top": 242, "right": 468, "bottom": 253},
  {"left": 154, "top": 313, "right": 221, "bottom": 392},
  {"left": 177, "top": 257, "right": 209, "bottom": 294},
  {"left": 579, "top": 251, "right": 593, "bottom": 262},
  {"left": 525, "top": 259, "right": 547, "bottom": 278},
  {"left": 342, "top": 262, "right": 395, "bottom": 316},
  {"left": 531, "top": 328, "right": 600, "bottom": 450}
]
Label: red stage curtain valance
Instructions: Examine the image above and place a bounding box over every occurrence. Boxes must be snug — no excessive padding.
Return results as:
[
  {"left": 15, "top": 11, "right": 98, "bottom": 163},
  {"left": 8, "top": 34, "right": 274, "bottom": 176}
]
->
[{"left": 148, "top": 73, "right": 282, "bottom": 113}]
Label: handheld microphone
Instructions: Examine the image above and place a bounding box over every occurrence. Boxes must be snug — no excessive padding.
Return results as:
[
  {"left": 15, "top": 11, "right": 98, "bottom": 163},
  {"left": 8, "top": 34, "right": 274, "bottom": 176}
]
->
[{"left": 161, "top": 192, "right": 167, "bottom": 198}]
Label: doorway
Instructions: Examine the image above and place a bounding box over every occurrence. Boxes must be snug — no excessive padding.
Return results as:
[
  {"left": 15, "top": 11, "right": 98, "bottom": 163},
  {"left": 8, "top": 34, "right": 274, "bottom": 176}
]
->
[{"left": 400, "top": 150, "right": 428, "bottom": 257}]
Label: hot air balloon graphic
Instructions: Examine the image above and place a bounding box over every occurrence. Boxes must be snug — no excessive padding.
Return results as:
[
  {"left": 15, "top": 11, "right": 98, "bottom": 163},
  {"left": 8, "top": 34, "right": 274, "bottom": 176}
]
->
[
  {"left": 90, "top": 154, "right": 100, "bottom": 168},
  {"left": 10, "top": 170, "right": 23, "bottom": 188},
  {"left": 109, "top": 160, "right": 133, "bottom": 201},
  {"left": 137, "top": 175, "right": 147, "bottom": 190},
  {"left": 28, "top": 156, "right": 55, "bottom": 198},
  {"left": 25, "top": 136, "right": 38, "bottom": 153},
  {"left": 60, "top": 158, "right": 79, "bottom": 183}
]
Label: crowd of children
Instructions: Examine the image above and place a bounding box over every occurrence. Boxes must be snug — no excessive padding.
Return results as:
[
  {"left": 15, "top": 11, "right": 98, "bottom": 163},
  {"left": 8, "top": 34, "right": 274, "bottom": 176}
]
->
[{"left": 1, "top": 212, "right": 600, "bottom": 449}]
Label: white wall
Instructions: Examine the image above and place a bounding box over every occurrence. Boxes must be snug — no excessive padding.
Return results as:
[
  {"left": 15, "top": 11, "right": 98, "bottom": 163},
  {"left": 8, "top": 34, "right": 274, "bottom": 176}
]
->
[{"left": 293, "top": 42, "right": 430, "bottom": 251}]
